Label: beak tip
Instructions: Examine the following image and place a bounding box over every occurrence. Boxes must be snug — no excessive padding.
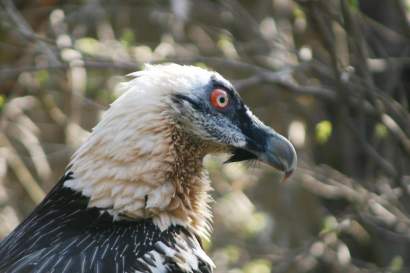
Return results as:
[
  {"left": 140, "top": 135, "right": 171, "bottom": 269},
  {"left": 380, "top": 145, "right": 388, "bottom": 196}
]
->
[
  {"left": 281, "top": 169, "right": 294, "bottom": 183},
  {"left": 266, "top": 133, "right": 297, "bottom": 181}
]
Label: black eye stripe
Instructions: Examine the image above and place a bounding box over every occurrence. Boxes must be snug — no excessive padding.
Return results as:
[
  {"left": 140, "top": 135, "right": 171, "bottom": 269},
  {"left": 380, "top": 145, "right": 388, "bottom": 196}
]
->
[
  {"left": 213, "top": 84, "right": 233, "bottom": 95},
  {"left": 173, "top": 94, "right": 201, "bottom": 110},
  {"left": 211, "top": 77, "right": 235, "bottom": 94}
]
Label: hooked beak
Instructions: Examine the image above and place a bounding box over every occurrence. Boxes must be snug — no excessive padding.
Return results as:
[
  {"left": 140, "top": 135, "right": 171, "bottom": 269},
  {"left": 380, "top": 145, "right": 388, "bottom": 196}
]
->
[
  {"left": 257, "top": 132, "right": 297, "bottom": 179},
  {"left": 227, "top": 130, "right": 297, "bottom": 180}
]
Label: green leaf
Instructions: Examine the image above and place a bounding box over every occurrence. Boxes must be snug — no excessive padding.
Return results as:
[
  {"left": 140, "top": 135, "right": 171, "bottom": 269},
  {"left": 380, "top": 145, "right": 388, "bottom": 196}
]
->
[
  {"left": 202, "top": 238, "right": 212, "bottom": 252},
  {"left": 315, "top": 120, "right": 332, "bottom": 144},
  {"left": 35, "top": 70, "right": 49, "bottom": 85},
  {"left": 75, "top": 37, "right": 100, "bottom": 55},
  {"left": 0, "top": 95, "right": 5, "bottom": 111},
  {"left": 375, "top": 123, "right": 388, "bottom": 139},
  {"left": 320, "top": 215, "right": 338, "bottom": 234},
  {"left": 224, "top": 245, "right": 241, "bottom": 264},
  {"left": 245, "top": 212, "right": 268, "bottom": 236},
  {"left": 390, "top": 256, "right": 403, "bottom": 272},
  {"left": 293, "top": 6, "right": 305, "bottom": 19},
  {"left": 348, "top": 0, "right": 359, "bottom": 11},
  {"left": 121, "top": 28, "right": 135, "bottom": 48},
  {"left": 194, "top": 62, "right": 209, "bottom": 69},
  {"left": 244, "top": 259, "right": 271, "bottom": 273}
]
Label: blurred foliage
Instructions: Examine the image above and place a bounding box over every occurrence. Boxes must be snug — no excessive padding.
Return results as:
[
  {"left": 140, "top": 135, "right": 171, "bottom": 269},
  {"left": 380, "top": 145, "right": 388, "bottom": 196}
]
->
[
  {"left": 0, "top": 0, "right": 409, "bottom": 272},
  {"left": 315, "top": 120, "right": 332, "bottom": 144}
]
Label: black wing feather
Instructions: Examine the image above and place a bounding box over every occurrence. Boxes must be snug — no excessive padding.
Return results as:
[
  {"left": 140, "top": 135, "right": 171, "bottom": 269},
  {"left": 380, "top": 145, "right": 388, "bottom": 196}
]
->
[{"left": 0, "top": 173, "right": 213, "bottom": 273}]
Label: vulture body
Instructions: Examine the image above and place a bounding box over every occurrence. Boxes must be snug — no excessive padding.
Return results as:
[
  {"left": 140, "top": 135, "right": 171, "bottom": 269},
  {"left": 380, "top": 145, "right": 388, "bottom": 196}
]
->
[
  {"left": 0, "top": 64, "right": 296, "bottom": 273},
  {"left": 0, "top": 173, "right": 211, "bottom": 273}
]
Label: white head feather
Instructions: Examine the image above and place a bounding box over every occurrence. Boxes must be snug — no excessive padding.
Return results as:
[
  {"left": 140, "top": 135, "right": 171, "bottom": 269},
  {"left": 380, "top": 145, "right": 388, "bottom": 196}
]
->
[{"left": 64, "top": 64, "right": 232, "bottom": 237}]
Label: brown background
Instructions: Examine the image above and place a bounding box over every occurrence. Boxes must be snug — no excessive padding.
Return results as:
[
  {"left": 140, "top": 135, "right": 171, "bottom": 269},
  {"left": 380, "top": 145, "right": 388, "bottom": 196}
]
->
[{"left": 0, "top": 0, "right": 409, "bottom": 272}]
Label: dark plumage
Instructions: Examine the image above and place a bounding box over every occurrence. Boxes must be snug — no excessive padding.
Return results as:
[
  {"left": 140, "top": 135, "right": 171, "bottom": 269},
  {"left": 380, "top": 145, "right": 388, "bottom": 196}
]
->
[{"left": 0, "top": 173, "right": 212, "bottom": 273}]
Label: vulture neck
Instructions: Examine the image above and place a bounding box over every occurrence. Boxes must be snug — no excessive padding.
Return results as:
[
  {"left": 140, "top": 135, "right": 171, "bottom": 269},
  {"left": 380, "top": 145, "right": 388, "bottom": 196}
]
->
[{"left": 64, "top": 118, "right": 212, "bottom": 238}]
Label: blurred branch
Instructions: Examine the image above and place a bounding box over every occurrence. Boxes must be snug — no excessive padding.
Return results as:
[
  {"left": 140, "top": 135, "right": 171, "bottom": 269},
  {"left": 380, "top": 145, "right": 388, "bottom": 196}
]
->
[
  {"left": 345, "top": 119, "right": 398, "bottom": 178},
  {"left": 0, "top": 134, "right": 45, "bottom": 204},
  {"left": 0, "top": 60, "right": 138, "bottom": 80},
  {"left": 0, "top": 0, "right": 60, "bottom": 65},
  {"left": 298, "top": 164, "right": 410, "bottom": 234},
  {"left": 234, "top": 68, "right": 337, "bottom": 100}
]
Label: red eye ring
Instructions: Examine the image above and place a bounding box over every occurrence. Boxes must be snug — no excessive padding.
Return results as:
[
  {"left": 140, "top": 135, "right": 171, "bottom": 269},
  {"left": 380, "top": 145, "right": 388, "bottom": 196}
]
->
[{"left": 210, "top": 89, "right": 229, "bottom": 110}]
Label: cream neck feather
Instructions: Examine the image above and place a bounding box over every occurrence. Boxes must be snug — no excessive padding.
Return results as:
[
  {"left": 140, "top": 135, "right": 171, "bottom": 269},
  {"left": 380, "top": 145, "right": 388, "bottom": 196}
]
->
[
  {"left": 65, "top": 108, "right": 212, "bottom": 238},
  {"left": 64, "top": 65, "right": 217, "bottom": 238}
]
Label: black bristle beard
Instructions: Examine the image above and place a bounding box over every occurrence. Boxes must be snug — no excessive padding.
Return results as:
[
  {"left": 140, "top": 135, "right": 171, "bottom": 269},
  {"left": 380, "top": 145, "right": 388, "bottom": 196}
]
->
[{"left": 225, "top": 147, "right": 257, "bottom": 164}]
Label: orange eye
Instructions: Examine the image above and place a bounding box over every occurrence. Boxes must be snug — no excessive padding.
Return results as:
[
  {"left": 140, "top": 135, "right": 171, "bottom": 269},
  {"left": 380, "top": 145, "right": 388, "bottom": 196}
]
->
[{"left": 210, "top": 89, "right": 229, "bottom": 110}]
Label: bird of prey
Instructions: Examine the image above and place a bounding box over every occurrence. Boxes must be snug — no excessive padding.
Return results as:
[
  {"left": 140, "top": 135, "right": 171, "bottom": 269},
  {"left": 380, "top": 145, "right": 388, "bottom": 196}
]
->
[{"left": 0, "top": 64, "right": 296, "bottom": 273}]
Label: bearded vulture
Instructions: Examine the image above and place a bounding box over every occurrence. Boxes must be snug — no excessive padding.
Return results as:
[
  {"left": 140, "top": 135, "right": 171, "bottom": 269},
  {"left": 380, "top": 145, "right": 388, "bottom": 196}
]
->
[{"left": 0, "top": 64, "right": 296, "bottom": 273}]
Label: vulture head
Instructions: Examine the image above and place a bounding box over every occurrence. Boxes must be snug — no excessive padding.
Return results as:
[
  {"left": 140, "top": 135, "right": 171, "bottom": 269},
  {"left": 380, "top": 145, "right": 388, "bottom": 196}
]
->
[{"left": 65, "top": 63, "right": 297, "bottom": 237}]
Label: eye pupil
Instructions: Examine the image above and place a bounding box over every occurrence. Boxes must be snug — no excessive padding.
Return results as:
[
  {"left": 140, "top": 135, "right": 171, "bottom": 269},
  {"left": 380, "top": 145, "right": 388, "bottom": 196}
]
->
[{"left": 219, "top": 97, "right": 225, "bottom": 104}]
